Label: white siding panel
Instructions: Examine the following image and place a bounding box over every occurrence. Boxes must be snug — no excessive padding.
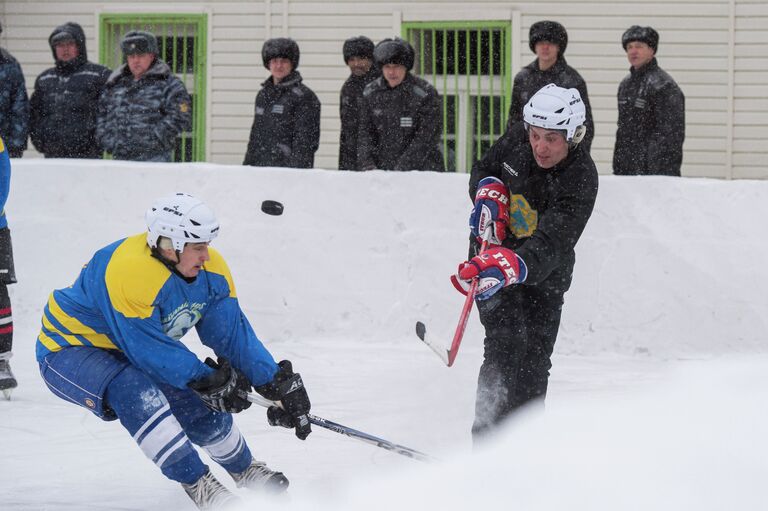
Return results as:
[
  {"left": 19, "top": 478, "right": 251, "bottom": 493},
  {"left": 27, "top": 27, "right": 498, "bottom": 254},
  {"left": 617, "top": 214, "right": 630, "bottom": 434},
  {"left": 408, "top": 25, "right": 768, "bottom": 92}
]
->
[{"left": 2, "top": 0, "right": 766, "bottom": 178}]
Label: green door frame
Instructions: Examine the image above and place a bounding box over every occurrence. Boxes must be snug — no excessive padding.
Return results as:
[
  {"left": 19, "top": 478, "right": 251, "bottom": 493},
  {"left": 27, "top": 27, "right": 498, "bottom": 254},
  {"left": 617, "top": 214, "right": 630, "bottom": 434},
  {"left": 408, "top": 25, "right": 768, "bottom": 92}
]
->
[
  {"left": 402, "top": 21, "right": 512, "bottom": 172},
  {"left": 98, "top": 13, "right": 208, "bottom": 162}
]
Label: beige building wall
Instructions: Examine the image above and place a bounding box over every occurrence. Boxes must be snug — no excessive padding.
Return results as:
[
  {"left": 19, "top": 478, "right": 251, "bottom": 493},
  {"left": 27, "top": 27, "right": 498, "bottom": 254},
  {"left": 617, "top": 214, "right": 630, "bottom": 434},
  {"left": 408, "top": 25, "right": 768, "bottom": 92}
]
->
[{"left": 1, "top": 0, "right": 766, "bottom": 179}]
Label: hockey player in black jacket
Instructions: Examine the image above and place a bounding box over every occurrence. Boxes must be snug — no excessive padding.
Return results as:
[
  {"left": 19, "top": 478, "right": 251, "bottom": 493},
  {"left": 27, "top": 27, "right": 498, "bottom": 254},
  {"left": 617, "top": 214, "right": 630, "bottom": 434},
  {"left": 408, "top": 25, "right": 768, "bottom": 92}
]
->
[
  {"left": 613, "top": 26, "right": 685, "bottom": 176},
  {"left": 358, "top": 38, "right": 444, "bottom": 172},
  {"left": 507, "top": 21, "right": 594, "bottom": 153},
  {"left": 244, "top": 38, "right": 321, "bottom": 169},
  {"left": 453, "top": 84, "right": 598, "bottom": 439},
  {"left": 30, "top": 22, "right": 111, "bottom": 159}
]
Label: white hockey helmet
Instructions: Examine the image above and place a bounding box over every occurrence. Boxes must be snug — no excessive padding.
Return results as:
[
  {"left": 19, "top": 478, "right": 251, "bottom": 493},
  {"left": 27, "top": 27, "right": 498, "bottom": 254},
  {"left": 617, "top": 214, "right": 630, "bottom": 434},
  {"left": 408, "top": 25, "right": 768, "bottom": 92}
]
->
[
  {"left": 523, "top": 83, "right": 587, "bottom": 144},
  {"left": 146, "top": 193, "right": 219, "bottom": 251}
]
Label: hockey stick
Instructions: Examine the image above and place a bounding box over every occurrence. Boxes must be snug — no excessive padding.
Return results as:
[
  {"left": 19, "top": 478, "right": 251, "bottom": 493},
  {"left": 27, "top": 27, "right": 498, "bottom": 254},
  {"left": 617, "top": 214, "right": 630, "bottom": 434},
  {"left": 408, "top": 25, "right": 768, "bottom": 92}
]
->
[
  {"left": 416, "top": 238, "right": 489, "bottom": 367},
  {"left": 243, "top": 392, "right": 435, "bottom": 463}
]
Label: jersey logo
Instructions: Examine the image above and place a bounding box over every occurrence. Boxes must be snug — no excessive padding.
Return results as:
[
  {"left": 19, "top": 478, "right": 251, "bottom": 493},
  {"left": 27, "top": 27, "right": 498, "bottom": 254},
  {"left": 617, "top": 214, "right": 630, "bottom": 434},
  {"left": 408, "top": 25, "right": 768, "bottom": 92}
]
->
[
  {"left": 400, "top": 117, "right": 413, "bottom": 127},
  {"left": 162, "top": 302, "right": 205, "bottom": 340},
  {"left": 272, "top": 104, "right": 285, "bottom": 114},
  {"left": 180, "top": 102, "right": 190, "bottom": 113},
  {"left": 508, "top": 194, "right": 538, "bottom": 238},
  {"left": 502, "top": 162, "right": 518, "bottom": 177}
]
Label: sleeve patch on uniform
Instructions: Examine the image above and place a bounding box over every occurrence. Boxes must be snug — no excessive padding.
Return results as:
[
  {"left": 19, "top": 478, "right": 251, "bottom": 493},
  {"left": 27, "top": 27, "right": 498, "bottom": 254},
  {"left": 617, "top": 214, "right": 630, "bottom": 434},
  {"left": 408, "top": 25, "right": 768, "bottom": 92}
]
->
[{"left": 180, "top": 102, "right": 190, "bottom": 113}]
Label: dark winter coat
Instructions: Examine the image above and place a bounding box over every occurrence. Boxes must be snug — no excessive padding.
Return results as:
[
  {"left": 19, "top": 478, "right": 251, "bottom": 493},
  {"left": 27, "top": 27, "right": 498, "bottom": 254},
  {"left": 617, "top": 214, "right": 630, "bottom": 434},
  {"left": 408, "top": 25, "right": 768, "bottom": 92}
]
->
[
  {"left": 469, "top": 123, "right": 598, "bottom": 287},
  {"left": 243, "top": 71, "right": 321, "bottom": 169},
  {"left": 507, "top": 57, "right": 594, "bottom": 153},
  {"left": 613, "top": 58, "right": 685, "bottom": 176},
  {"left": 338, "top": 67, "right": 380, "bottom": 170},
  {"left": 30, "top": 23, "right": 111, "bottom": 158},
  {"left": 96, "top": 59, "right": 192, "bottom": 162},
  {"left": 358, "top": 73, "right": 444, "bottom": 172},
  {"left": 0, "top": 48, "right": 30, "bottom": 157}
]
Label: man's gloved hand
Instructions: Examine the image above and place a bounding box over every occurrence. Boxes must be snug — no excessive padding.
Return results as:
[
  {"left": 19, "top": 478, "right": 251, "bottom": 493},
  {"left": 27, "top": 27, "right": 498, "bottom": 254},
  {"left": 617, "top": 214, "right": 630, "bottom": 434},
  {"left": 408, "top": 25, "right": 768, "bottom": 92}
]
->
[
  {"left": 255, "top": 360, "right": 312, "bottom": 440},
  {"left": 450, "top": 246, "right": 527, "bottom": 300},
  {"left": 188, "top": 357, "right": 252, "bottom": 413},
  {"left": 469, "top": 176, "right": 509, "bottom": 245}
]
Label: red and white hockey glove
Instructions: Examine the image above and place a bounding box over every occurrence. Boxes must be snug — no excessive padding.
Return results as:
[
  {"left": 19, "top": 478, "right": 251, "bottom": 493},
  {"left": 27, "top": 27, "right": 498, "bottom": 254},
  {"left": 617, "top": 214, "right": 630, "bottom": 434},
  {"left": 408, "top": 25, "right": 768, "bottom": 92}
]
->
[
  {"left": 450, "top": 247, "right": 527, "bottom": 300},
  {"left": 469, "top": 176, "right": 509, "bottom": 245}
]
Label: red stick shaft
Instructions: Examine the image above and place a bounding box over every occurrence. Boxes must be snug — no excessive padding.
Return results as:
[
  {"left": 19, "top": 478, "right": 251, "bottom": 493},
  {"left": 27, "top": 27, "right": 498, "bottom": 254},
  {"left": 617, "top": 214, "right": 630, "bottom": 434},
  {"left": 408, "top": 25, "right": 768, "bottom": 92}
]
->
[{"left": 446, "top": 239, "right": 488, "bottom": 367}]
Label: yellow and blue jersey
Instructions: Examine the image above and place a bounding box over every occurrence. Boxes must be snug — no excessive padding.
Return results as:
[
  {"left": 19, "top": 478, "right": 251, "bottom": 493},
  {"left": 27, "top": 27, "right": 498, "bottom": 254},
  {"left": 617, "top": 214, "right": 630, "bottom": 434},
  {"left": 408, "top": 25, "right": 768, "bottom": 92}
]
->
[
  {"left": 36, "top": 233, "right": 278, "bottom": 389},
  {"left": 0, "top": 136, "right": 10, "bottom": 229}
]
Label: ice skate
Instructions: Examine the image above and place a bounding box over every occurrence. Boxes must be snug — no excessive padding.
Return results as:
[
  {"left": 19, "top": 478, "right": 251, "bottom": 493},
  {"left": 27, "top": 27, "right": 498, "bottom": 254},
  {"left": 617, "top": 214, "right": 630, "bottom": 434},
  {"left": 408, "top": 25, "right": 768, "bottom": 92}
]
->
[
  {"left": 0, "top": 357, "right": 17, "bottom": 400},
  {"left": 182, "top": 469, "right": 241, "bottom": 510},
  {"left": 229, "top": 459, "right": 289, "bottom": 493}
]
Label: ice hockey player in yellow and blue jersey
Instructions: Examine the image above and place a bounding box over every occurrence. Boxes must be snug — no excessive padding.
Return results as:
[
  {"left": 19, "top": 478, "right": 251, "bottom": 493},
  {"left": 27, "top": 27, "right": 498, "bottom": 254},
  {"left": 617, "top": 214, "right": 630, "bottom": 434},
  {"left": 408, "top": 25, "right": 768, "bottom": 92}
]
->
[{"left": 36, "top": 193, "right": 312, "bottom": 510}]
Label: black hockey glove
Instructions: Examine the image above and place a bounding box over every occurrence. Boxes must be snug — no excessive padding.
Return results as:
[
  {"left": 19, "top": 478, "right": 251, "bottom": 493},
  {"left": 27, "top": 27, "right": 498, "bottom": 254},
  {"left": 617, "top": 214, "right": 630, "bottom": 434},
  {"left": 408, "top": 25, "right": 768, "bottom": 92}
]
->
[
  {"left": 254, "top": 360, "right": 312, "bottom": 440},
  {"left": 188, "top": 357, "right": 252, "bottom": 413}
]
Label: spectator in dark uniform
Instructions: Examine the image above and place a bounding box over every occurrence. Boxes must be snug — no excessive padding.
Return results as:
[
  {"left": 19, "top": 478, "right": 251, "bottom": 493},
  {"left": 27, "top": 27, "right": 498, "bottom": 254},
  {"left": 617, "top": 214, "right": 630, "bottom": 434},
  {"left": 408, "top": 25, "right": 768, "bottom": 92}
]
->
[
  {"left": 0, "top": 21, "right": 30, "bottom": 158},
  {"left": 96, "top": 31, "right": 192, "bottom": 162},
  {"left": 30, "top": 22, "right": 111, "bottom": 159},
  {"left": 243, "top": 38, "right": 321, "bottom": 169},
  {"left": 613, "top": 26, "right": 685, "bottom": 176},
  {"left": 358, "top": 38, "right": 444, "bottom": 172},
  {"left": 454, "top": 84, "right": 598, "bottom": 439},
  {"left": 338, "top": 36, "right": 379, "bottom": 170},
  {"left": 507, "top": 21, "right": 594, "bottom": 152}
]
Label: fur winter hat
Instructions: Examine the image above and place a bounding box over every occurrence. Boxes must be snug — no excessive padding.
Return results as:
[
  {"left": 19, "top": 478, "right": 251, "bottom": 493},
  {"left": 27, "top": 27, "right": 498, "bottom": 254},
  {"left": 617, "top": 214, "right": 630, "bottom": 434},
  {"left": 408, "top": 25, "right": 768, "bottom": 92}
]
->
[
  {"left": 622, "top": 25, "right": 659, "bottom": 53},
  {"left": 373, "top": 38, "right": 414, "bottom": 70},
  {"left": 262, "top": 37, "right": 300, "bottom": 69},
  {"left": 528, "top": 21, "right": 568, "bottom": 55},
  {"left": 343, "top": 36, "right": 374, "bottom": 63}
]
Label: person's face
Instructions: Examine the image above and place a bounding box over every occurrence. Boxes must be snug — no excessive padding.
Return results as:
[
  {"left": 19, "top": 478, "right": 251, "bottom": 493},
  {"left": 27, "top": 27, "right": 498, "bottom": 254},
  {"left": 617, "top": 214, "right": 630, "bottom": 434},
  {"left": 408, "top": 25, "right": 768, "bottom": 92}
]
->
[
  {"left": 54, "top": 41, "right": 79, "bottom": 62},
  {"left": 528, "top": 125, "right": 569, "bottom": 169},
  {"left": 382, "top": 64, "right": 407, "bottom": 88},
  {"left": 269, "top": 57, "right": 293, "bottom": 83},
  {"left": 534, "top": 41, "right": 559, "bottom": 69},
  {"left": 347, "top": 56, "right": 372, "bottom": 77},
  {"left": 127, "top": 53, "right": 155, "bottom": 80},
  {"left": 625, "top": 41, "right": 655, "bottom": 69},
  {"left": 163, "top": 242, "right": 211, "bottom": 278}
]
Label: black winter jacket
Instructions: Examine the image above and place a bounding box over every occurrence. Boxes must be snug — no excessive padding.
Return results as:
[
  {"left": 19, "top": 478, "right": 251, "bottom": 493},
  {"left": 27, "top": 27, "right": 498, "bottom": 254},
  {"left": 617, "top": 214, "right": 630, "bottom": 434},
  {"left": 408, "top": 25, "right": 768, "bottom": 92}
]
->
[
  {"left": 613, "top": 58, "right": 685, "bottom": 176},
  {"left": 358, "top": 73, "right": 444, "bottom": 171},
  {"left": 507, "top": 57, "right": 594, "bottom": 153},
  {"left": 469, "top": 123, "right": 598, "bottom": 287},
  {"left": 338, "top": 67, "right": 380, "bottom": 170},
  {"left": 243, "top": 71, "right": 321, "bottom": 169},
  {"left": 30, "top": 23, "right": 111, "bottom": 158},
  {"left": 0, "top": 48, "right": 29, "bottom": 157}
]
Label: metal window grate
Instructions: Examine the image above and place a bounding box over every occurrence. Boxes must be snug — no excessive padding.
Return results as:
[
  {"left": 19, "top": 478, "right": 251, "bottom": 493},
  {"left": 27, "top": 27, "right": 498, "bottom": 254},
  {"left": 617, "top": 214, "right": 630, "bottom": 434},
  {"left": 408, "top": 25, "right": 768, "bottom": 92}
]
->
[
  {"left": 99, "top": 14, "right": 208, "bottom": 162},
  {"left": 404, "top": 22, "right": 512, "bottom": 173}
]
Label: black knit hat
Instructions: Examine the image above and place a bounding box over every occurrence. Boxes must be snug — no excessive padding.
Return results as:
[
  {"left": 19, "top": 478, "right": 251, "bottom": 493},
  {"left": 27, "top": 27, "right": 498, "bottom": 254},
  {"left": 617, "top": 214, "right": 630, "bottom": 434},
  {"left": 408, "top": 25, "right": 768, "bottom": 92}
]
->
[
  {"left": 528, "top": 21, "right": 568, "bottom": 55},
  {"left": 121, "top": 31, "right": 159, "bottom": 55},
  {"left": 373, "top": 38, "right": 414, "bottom": 70},
  {"left": 262, "top": 37, "right": 300, "bottom": 69},
  {"left": 622, "top": 25, "right": 659, "bottom": 53},
  {"left": 343, "top": 36, "right": 374, "bottom": 63}
]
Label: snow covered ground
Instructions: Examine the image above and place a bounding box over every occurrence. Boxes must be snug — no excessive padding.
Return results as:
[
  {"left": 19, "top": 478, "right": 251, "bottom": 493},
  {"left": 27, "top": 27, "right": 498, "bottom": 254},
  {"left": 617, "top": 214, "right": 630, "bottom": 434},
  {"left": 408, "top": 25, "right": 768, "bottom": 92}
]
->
[{"left": 1, "top": 160, "right": 766, "bottom": 510}]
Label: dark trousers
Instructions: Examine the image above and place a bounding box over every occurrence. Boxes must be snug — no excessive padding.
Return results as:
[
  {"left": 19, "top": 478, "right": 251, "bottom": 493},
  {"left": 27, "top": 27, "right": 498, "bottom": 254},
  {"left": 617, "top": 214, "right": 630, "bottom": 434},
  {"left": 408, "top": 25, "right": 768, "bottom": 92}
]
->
[{"left": 471, "top": 274, "right": 570, "bottom": 439}]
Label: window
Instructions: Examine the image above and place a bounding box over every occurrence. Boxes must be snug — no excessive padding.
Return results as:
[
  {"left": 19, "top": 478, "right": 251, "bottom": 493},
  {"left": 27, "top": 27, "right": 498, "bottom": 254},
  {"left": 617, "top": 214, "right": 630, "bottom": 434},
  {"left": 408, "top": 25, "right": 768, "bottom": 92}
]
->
[{"left": 404, "top": 22, "right": 512, "bottom": 173}]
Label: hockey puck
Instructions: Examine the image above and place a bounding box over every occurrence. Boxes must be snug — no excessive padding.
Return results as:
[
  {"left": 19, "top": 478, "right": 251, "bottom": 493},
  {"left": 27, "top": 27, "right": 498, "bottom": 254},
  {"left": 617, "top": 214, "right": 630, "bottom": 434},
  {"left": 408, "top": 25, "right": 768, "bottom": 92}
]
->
[{"left": 260, "top": 200, "right": 284, "bottom": 216}]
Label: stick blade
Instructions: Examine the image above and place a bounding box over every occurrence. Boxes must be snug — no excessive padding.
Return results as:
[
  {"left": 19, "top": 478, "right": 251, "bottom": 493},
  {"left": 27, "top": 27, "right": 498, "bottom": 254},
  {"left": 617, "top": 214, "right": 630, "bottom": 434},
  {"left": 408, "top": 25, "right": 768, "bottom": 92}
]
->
[{"left": 415, "top": 321, "right": 450, "bottom": 366}]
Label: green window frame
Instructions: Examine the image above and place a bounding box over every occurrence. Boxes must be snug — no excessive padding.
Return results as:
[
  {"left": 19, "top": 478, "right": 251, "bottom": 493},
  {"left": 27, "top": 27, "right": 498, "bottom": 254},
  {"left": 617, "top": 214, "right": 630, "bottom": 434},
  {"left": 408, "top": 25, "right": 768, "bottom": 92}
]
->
[
  {"left": 402, "top": 21, "right": 512, "bottom": 173},
  {"left": 99, "top": 13, "right": 208, "bottom": 162}
]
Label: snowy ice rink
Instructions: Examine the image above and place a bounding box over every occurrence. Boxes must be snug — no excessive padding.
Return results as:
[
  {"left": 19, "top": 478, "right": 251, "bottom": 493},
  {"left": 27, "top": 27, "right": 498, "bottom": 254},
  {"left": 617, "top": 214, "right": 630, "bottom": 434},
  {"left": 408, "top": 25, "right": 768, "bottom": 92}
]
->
[{"left": 1, "top": 160, "right": 766, "bottom": 510}]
